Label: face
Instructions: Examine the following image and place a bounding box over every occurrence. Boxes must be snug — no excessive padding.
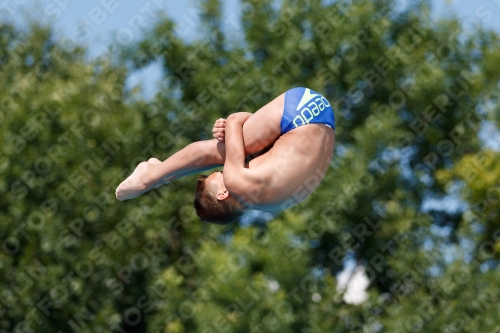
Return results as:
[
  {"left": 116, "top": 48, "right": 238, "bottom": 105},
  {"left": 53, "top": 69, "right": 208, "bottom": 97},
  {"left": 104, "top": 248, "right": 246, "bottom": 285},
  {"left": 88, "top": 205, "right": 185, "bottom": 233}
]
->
[
  {"left": 205, "top": 171, "right": 245, "bottom": 210},
  {"left": 206, "top": 171, "right": 227, "bottom": 200}
]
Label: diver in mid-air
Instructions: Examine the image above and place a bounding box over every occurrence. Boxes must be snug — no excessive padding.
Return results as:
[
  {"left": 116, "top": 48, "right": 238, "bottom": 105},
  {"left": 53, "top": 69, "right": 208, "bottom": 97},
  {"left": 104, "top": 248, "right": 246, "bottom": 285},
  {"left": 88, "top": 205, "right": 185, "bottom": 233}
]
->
[{"left": 116, "top": 87, "right": 336, "bottom": 225}]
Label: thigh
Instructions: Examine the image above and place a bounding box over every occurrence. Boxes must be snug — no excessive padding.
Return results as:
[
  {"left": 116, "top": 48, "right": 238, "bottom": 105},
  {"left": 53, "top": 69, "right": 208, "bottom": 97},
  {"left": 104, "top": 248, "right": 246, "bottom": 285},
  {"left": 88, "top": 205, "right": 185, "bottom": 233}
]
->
[{"left": 242, "top": 93, "right": 284, "bottom": 155}]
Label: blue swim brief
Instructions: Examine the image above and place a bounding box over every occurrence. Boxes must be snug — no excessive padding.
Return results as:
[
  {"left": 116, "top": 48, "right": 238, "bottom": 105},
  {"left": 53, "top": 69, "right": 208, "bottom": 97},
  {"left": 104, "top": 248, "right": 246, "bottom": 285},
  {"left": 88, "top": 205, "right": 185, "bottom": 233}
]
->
[{"left": 280, "top": 87, "right": 335, "bottom": 134}]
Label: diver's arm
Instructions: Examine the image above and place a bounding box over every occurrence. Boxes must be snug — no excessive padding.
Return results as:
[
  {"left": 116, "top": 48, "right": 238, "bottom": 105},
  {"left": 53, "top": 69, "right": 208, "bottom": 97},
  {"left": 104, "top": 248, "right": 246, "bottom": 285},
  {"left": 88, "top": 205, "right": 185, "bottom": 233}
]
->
[{"left": 223, "top": 113, "right": 261, "bottom": 196}]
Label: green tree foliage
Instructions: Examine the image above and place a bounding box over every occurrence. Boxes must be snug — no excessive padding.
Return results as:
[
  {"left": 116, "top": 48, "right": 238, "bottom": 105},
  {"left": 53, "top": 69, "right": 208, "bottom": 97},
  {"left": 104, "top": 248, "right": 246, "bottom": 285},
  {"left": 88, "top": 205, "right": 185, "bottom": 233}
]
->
[{"left": 2, "top": 0, "right": 500, "bottom": 331}]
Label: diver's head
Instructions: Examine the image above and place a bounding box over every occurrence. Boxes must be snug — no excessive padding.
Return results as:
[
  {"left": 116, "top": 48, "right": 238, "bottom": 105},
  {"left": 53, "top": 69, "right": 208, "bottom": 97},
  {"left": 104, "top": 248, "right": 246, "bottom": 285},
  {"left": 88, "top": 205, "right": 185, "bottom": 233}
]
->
[{"left": 193, "top": 171, "right": 245, "bottom": 225}]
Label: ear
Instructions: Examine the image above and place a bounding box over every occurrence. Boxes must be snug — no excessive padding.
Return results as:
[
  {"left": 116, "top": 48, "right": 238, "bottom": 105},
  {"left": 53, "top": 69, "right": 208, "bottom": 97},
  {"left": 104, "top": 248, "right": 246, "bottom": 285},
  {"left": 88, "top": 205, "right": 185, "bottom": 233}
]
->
[{"left": 216, "top": 190, "right": 229, "bottom": 201}]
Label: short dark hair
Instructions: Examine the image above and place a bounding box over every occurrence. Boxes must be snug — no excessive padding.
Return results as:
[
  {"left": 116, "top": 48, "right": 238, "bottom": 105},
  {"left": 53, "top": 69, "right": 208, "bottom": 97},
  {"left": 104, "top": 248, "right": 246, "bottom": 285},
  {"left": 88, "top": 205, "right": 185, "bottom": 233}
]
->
[{"left": 193, "top": 175, "right": 244, "bottom": 225}]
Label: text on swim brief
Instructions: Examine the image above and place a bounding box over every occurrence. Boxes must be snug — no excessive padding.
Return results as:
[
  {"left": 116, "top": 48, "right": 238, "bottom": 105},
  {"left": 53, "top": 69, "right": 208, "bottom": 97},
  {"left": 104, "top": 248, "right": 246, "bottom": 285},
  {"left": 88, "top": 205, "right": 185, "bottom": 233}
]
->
[{"left": 293, "top": 96, "right": 332, "bottom": 129}]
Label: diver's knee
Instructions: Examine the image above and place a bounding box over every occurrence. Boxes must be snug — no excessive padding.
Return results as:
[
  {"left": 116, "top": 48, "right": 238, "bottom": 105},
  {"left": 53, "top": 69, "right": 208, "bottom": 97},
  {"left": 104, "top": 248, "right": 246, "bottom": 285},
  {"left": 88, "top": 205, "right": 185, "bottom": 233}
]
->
[{"left": 148, "top": 158, "right": 161, "bottom": 165}]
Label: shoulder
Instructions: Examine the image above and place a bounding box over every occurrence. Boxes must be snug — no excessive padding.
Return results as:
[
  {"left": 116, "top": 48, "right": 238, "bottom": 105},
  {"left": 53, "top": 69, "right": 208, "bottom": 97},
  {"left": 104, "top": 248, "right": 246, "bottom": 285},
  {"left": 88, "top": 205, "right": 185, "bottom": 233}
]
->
[{"left": 223, "top": 168, "right": 264, "bottom": 204}]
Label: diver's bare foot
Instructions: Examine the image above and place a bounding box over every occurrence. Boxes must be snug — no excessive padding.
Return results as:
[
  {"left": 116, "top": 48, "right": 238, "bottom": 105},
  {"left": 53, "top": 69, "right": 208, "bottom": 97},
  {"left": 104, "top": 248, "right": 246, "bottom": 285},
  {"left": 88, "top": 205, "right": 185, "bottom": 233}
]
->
[{"left": 116, "top": 160, "right": 157, "bottom": 201}]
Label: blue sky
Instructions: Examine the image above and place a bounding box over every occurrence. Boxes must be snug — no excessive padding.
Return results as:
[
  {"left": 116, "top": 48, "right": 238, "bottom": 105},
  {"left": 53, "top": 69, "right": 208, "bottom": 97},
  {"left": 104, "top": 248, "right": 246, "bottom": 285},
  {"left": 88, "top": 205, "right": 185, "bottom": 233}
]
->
[
  {"left": 1, "top": 0, "right": 243, "bottom": 57},
  {"left": 2, "top": 0, "right": 497, "bottom": 42}
]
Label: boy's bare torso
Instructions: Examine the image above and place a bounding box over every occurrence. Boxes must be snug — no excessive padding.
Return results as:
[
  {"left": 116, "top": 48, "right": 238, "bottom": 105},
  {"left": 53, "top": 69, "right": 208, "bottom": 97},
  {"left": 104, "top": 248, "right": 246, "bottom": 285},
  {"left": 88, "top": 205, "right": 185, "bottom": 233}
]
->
[{"left": 236, "top": 94, "right": 336, "bottom": 211}]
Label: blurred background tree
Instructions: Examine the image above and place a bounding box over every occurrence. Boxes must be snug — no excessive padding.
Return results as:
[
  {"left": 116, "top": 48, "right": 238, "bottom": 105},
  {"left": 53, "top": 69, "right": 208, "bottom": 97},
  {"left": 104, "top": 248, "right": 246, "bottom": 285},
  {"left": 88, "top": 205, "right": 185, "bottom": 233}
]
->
[{"left": 1, "top": 0, "right": 500, "bottom": 332}]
